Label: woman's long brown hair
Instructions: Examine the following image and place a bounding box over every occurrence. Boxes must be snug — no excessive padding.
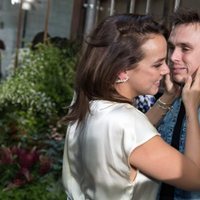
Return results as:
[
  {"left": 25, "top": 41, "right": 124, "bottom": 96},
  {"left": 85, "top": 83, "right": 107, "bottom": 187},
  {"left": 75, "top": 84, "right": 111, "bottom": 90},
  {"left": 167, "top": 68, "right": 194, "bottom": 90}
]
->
[{"left": 66, "top": 14, "right": 168, "bottom": 124}]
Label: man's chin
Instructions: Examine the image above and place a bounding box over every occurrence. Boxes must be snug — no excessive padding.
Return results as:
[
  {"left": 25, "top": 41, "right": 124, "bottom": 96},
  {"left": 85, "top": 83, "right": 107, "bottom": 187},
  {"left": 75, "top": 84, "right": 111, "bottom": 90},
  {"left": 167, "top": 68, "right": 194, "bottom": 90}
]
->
[
  {"left": 173, "top": 80, "right": 185, "bottom": 87},
  {"left": 172, "top": 76, "right": 186, "bottom": 86}
]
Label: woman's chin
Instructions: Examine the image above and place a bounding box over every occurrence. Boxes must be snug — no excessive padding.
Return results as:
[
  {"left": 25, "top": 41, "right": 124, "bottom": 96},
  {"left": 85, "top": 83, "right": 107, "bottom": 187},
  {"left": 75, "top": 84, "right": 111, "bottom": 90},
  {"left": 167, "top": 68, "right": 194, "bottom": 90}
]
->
[
  {"left": 139, "top": 87, "right": 158, "bottom": 96},
  {"left": 147, "top": 88, "right": 158, "bottom": 96}
]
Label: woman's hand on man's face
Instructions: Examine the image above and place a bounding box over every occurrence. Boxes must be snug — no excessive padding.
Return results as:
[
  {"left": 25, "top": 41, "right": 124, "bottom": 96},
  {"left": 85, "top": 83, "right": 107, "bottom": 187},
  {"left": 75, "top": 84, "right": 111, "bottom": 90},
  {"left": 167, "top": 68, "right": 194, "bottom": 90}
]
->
[{"left": 164, "top": 73, "right": 181, "bottom": 98}]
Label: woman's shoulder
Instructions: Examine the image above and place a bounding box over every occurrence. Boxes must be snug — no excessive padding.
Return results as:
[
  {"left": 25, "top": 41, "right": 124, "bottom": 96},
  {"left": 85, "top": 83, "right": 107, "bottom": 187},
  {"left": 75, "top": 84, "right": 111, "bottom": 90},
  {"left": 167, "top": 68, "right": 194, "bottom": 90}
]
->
[{"left": 90, "top": 100, "right": 147, "bottom": 122}]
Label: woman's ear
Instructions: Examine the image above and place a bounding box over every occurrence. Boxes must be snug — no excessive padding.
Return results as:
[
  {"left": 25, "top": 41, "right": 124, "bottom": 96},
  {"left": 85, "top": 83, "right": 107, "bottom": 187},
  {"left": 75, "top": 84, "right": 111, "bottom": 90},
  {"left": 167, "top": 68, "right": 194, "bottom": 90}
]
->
[{"left": 116, "top": 71, "right": 129, "bottom": 83}]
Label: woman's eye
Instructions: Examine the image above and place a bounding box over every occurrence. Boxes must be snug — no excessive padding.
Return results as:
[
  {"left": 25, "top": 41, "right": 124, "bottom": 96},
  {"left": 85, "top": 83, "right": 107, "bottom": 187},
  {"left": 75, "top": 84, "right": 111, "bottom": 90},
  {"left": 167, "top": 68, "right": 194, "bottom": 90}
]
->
[{"left": 153, "top": 63, "right": 162, "bottom": 68}]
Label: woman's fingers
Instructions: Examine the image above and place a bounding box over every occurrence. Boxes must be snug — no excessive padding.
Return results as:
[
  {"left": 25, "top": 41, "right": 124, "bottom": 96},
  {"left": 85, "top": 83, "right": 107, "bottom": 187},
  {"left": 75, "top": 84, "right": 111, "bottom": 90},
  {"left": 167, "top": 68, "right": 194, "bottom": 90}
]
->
[
  {"left": 191, "top": 66, "right": 200, "bottom": 87},
  {"left": 183, "top": 76, "right": 192, "bottom": 90},
  {"left": 182, "top": 67, "right": 200, "bottom": 110},
  {"left": 164, "top": 73, "right": 181, "bottom": 97},
  {"left": 164, "top": 74, "right": 173, "bottom": 90}
]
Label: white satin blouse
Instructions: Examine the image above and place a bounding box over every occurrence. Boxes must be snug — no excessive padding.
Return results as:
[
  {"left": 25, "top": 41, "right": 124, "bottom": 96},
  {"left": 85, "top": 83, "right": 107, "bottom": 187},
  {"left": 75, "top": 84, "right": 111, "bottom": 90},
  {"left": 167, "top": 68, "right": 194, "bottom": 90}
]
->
[{"left": 62, "top": 100, "right": 160, "bottom": 200}]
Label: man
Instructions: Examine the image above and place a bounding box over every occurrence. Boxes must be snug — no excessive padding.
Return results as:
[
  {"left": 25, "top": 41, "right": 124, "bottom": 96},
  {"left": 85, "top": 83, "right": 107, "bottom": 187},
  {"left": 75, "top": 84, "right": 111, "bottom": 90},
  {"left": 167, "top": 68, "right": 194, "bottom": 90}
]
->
[{"left": 157, "top": 9, "right": 200, "bottom": 200}]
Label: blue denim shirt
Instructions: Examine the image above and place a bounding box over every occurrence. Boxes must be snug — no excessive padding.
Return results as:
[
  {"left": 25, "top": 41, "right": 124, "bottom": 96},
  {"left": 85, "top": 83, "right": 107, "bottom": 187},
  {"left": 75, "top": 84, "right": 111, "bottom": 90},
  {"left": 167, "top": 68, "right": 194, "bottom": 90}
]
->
[{"left": 157, "top": 98, "right": 200, "bottom": 200}]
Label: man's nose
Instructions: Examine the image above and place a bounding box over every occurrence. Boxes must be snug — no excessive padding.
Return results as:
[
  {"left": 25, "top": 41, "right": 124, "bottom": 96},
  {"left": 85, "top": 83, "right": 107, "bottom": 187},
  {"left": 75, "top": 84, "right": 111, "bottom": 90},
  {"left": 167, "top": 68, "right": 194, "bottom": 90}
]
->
[{"left": 170, "top": 48, "right": 181, "bottom": 62}]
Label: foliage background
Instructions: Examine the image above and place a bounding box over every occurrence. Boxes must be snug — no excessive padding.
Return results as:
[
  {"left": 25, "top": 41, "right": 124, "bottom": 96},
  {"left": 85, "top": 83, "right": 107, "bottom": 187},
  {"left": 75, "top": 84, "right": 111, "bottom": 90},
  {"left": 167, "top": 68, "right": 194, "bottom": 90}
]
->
[{"left": 0, "top": 41, "right": 78, "bottom": 198}]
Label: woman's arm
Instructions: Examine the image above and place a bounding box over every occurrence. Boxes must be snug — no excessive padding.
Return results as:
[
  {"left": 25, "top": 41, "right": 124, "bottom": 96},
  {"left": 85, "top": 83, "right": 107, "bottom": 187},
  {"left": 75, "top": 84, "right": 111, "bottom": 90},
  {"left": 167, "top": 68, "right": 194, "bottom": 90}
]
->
[
  {"left": 130, "top": 69, "right": 200, "bottom": 190},
  {"left": 130, "top": 136, "right": 200, "bottom": 191},
  {"left": 183, "top": 70, "right": 200, "bottom": 167},
  {"left": 145, "top": 92, "right": 175, "bottom": 126},
  {"left": 146, "top": 74, "right": 180, "bottom": 126}
]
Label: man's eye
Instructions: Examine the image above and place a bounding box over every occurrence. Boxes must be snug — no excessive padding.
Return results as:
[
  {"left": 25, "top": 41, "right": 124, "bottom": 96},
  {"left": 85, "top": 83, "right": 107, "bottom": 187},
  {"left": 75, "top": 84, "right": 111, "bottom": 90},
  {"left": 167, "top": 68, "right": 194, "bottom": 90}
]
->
[
  {"left": 182, "top": 47, "right": 190, "bottom": 52},
  {"left": 181, "top": 44, "right": 191, "bottom": 52}
]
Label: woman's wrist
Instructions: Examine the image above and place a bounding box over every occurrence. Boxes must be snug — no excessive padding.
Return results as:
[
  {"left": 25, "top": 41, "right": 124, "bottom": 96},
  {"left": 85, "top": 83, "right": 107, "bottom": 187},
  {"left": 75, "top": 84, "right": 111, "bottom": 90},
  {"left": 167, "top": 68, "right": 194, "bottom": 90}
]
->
[
  {"left": 156, "top": 98, "right": 172, "bottom": 111},
  {"left": 159, "top": 92, "right": 177, "bottom": 105}
]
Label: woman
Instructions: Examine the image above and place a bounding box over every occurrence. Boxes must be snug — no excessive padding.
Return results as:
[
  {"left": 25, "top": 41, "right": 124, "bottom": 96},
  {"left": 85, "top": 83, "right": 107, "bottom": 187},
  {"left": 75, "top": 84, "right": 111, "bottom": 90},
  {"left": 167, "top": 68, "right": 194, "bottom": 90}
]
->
[{"left": 62, "top": 14, "right": 200, "bottom": 199}]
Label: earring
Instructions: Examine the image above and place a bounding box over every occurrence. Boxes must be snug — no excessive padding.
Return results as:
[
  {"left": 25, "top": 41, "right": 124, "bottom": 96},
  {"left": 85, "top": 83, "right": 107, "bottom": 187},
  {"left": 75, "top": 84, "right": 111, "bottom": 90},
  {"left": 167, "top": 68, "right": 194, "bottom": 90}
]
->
[{"left": 115, "top": 75, "right": 129, "bottom": 83}]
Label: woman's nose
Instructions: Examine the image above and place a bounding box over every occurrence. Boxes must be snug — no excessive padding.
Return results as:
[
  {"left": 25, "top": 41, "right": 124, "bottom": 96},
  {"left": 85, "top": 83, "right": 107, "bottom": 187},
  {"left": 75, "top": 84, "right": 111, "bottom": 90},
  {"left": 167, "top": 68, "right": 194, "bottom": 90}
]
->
[{"left": 161, "top": 62, "right": 170, "bottom": 75}]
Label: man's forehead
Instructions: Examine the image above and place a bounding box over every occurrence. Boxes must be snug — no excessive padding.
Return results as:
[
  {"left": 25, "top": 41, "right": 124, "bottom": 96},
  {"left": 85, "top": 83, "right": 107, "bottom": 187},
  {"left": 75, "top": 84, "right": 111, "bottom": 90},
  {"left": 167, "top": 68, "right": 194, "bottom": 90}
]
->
[
  {"left": 169, "top": 23, "right": 200, "bottom": 43},
  {"left": 172, "top": 23, "right": 200, "bottom": 33}
]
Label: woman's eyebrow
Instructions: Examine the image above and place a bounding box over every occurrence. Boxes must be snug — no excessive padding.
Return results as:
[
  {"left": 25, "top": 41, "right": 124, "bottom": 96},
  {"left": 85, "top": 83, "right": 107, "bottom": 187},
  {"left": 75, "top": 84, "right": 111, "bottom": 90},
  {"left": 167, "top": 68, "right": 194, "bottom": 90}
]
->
[{"left": 155, "top": 57, "right": 166, "bottom": 63}]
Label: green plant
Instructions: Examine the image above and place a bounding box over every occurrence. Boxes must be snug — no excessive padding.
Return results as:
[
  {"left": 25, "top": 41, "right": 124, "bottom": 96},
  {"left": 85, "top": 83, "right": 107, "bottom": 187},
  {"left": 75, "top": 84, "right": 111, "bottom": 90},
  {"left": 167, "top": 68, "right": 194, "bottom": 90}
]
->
[
  {"left": 0, "top": 131, "right": 64, "bottom": 190},
  {"left": 0, "top": 41, "right": 79, "bottom": 196},
  {"left": 0, "top": 42, "right": 78, "bottom": 137},
  {"left": 0, "top": 175, "right": 66, "bottom": 200}
]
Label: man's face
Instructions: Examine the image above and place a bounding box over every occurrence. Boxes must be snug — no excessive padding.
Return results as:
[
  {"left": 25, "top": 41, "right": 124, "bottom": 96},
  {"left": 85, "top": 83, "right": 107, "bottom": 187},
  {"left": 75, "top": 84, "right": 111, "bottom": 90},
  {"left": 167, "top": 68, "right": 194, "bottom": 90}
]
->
[{"left": 168, "top": 23, "right": 200, "bottom": 84}]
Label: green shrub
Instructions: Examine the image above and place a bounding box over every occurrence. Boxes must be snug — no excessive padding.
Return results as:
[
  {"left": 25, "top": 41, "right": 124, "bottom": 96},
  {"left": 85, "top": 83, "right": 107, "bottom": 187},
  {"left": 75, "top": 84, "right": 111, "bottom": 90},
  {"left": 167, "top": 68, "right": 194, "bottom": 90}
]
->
[
  {"left": 0, "top": 175, "right": 66, "bottom": 200},
  {"left": 0, "top": 43, "right": 77, "bottom": 137},
  {"left": 0, "top": 41, "right": 79, "bottom": 196}
]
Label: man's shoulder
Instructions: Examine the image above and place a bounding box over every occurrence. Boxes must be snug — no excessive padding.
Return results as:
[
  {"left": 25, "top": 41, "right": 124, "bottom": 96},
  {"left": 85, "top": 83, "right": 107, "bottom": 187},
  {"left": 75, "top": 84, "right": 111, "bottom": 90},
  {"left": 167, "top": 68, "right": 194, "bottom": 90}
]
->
[{"left": 174, "top": 189, "right": 200, "bottom": 199}]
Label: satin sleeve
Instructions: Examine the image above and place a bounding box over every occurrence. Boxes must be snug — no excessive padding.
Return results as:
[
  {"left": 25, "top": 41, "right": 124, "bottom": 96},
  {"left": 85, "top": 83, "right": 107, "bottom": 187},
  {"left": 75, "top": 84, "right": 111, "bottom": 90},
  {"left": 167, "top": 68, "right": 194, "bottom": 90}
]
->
[{"left": 104, "top": 104, "right": 160, "bottom": 170}]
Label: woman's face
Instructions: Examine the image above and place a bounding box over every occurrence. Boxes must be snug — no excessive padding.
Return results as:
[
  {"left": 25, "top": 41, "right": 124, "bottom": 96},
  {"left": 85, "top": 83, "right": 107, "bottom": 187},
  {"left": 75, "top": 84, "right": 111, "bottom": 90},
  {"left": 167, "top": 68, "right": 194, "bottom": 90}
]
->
[{"left": 127, "top": 34, "right": 169, "bottom": 97}]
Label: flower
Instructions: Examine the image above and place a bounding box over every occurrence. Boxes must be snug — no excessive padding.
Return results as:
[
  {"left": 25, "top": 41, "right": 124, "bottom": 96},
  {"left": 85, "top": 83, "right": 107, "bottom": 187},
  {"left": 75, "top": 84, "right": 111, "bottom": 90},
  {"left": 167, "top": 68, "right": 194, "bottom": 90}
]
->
[{"left": 18, "top": 147, "right": 39, "bottom": 169}]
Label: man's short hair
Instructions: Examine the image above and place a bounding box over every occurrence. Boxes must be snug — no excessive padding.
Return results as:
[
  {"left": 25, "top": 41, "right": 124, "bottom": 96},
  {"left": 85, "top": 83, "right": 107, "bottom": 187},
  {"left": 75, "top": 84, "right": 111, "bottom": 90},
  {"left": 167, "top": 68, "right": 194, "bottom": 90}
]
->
[{"left": 171, "top": 8, "right": 200, "bottom": 26}]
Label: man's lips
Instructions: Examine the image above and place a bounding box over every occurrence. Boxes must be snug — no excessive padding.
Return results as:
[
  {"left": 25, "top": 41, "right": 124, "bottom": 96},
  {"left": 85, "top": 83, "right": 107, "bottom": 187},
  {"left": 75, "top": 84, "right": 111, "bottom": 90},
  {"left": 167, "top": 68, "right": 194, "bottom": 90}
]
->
[{"left": 172, "top": 67, "right": 187, "bottom": 74}]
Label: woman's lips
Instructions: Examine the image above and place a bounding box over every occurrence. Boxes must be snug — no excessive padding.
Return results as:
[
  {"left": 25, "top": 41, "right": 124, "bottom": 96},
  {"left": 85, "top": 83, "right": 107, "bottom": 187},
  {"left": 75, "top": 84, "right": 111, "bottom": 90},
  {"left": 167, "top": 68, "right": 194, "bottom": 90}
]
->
[{"left": 154, "top": 81, "right": 160, "bottom": 87}]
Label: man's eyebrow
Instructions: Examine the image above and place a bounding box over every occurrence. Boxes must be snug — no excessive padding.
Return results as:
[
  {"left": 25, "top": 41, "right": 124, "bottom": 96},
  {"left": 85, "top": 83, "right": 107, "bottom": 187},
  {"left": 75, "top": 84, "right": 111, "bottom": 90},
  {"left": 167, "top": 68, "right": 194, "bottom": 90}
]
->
[
  {"left": 180, "top": 42, "right": 192, "bottom": 47},
  {"left": 168, "top": 41, "right": 191, "bottom": 47}
]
